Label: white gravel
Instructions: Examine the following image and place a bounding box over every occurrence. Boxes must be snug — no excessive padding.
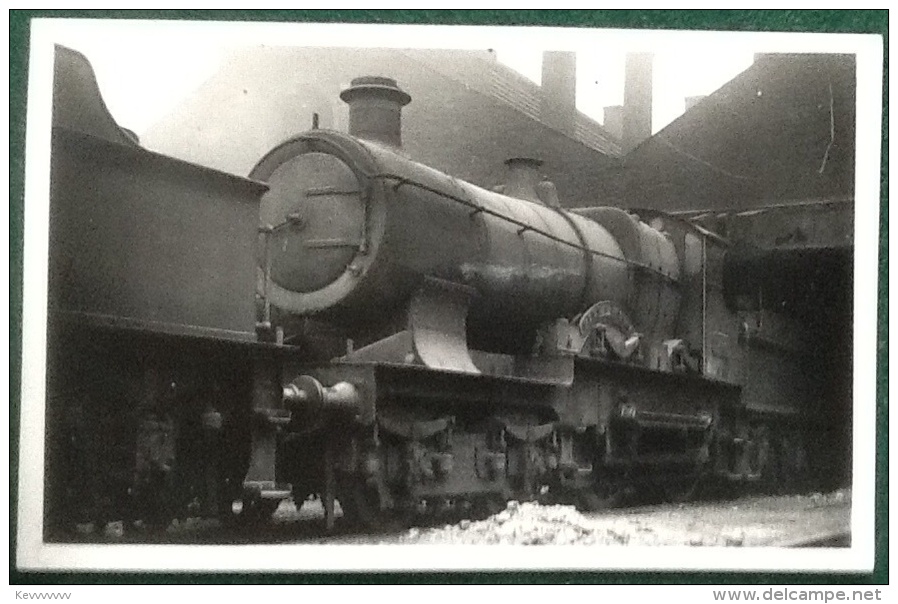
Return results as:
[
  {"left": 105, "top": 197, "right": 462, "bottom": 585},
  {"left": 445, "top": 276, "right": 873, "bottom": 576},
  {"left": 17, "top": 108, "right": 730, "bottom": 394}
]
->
[
  {"left": 393, "top": 489, "right": 851, "bottom": 547},
  {"left": 399, "top": 501, "right": 627, "bottom": 546}
]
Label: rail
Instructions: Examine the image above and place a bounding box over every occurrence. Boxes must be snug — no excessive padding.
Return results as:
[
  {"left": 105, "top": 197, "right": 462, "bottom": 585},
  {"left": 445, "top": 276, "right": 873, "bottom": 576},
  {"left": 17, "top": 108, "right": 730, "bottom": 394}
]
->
[{"left": 778, "top": 529, "right": 851, "bottom": 548}]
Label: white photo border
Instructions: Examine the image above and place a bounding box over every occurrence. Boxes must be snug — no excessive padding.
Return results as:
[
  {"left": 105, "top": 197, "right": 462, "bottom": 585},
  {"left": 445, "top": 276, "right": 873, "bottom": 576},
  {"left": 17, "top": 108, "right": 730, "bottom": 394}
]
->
[{"left": 15, "top": 17, "right": 885, "bottom": 574}]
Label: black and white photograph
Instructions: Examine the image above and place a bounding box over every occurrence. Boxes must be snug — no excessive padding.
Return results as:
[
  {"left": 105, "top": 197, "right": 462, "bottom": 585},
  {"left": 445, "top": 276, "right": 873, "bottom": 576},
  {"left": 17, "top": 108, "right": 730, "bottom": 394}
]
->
[{"left": 14, "top": 18, "right": 884, "bottom": 575}]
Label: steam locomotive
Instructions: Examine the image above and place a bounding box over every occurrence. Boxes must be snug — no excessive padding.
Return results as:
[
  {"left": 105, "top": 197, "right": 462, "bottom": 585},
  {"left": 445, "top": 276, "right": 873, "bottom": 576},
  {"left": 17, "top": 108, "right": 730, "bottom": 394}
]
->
[{"left": 44, "top": 48, "right": 820, "bottom": 535}]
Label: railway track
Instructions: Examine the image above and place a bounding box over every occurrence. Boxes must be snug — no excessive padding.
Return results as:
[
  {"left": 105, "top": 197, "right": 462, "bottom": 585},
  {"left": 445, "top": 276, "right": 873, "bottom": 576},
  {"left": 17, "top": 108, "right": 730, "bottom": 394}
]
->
[
  {"left": 779, "top": 530, "right": 852, "bottom": 548},
  {"left": 606, "top": 490, "right": 852, "bottom": 548},
  {"left": 52, "top": 489, "right": 850, "bottom": 547}
]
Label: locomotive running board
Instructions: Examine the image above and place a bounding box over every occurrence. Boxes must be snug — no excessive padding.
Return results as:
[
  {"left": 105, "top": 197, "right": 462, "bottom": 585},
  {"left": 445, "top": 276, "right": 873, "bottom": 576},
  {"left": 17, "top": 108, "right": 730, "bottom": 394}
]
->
[{"left": 343, "top": 277, "right": 481, "bottom": 374}]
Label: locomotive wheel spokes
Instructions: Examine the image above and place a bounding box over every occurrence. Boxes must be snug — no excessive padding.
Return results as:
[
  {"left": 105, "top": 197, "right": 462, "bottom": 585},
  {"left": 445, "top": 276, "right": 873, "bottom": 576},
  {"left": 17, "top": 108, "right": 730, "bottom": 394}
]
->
[
  {"left": 338, "top": 480, "right": 405, "bottom": 532},
  {"left": 223, "top": 493, "right": 281, "bottom": 529},
  {"left": 138, "top": 510, "right": 174, "bottom": 534},
  {"left": 749, "top": 426, "right": 769, "bottom": 479},
  {"left": 778, "top": 430, "right": 809, "bottom": 492},
  {"left": 128, "top": 470, "right": 177, "bottom": 534},
  {"left": 661, "top": 442, "right": 712, "bottom": 504},
  {"left": 576, "top": 473, "right": 631, "bottom": 512},
  {"left": 125, "top": 516, "right": 171, "bottom": 536},
  {"left": 470, "top": 494, "right": 507, "bottom": 520},
  {"left": 734, "top": 424, "right": 782, "bottom": 494},
  {"left": 660, "top": 472, "right": 705, "bottom": 504},
  {"left": 575, "top": 490, "right": 613, "bottom": 512},
  {"left": 583, "top": 486, "right": 631, "bottom": 511},
  {"left": 751, "top": 425, "right": 782, "bottom": 493},
  {"left": 244, "top": 498, "right": 282, "bottom": 524}
]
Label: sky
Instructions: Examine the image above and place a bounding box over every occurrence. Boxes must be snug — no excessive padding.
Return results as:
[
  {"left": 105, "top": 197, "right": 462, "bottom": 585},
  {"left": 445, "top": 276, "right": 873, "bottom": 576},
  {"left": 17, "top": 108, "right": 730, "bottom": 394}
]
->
[
  {"left": 495, "top": 47, "right": 754, "bottom": 134},
  {"left": 51, "top": 28, "right": 754, "bottom": 139}
]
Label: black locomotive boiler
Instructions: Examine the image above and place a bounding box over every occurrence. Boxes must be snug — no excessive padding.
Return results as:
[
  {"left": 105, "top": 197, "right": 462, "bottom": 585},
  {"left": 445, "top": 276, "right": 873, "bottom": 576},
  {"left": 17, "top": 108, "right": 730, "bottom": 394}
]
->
[
  {"left": 242, "top": 75, "right": 819, "bottom": 527},
  {"left": 43, "top": 50, "right": 821, "bottom": 535}
]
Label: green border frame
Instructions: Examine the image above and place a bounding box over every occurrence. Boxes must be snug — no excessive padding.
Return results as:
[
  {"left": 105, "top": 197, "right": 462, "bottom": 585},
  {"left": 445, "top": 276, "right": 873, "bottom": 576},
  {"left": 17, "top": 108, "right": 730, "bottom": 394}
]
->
[{"left": 9, "top": 9, "right": 888, "bottom": 585}]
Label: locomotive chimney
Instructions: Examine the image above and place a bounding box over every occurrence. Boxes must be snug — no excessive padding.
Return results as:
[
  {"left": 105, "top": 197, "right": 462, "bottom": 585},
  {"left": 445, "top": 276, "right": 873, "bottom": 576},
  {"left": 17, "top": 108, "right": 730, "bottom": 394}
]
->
[
  {"left": 503, "top": 157, "right": 543, "bottom": 203},
  {"left": 339, "top": 76, "right": 411, "bottom": 148}
]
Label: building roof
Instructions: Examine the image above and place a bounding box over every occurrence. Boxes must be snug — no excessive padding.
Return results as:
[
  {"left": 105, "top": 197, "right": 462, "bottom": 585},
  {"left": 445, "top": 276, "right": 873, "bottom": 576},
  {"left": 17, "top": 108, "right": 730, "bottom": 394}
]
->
[
  {"left": 614, "top": 53, "right": 856, "bottom": 212},
  {"left": 141, "top": 47, "right": 619, "bottom": 206}
]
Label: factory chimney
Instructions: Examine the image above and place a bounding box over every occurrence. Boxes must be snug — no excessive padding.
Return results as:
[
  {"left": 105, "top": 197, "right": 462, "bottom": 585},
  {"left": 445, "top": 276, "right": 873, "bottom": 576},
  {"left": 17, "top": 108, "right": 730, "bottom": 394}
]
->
[
  {"left": 339, "top": 76, "right": 411, "bottom": 148},
  {"left": 540, "top": 51, "right": 577, "bottom": 135},
  {"left": 603, "top": 105, "right": 624, "bottom": 140},
  {"left": 622, "top": 53, "right": 653, "bottom": 154}
]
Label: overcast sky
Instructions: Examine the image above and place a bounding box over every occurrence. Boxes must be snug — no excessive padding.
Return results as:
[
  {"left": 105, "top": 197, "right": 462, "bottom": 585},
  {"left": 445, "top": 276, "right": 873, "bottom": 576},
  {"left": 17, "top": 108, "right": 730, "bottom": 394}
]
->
[{"left": 51, "top": 28, "right": 753, "bottom": 138}]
